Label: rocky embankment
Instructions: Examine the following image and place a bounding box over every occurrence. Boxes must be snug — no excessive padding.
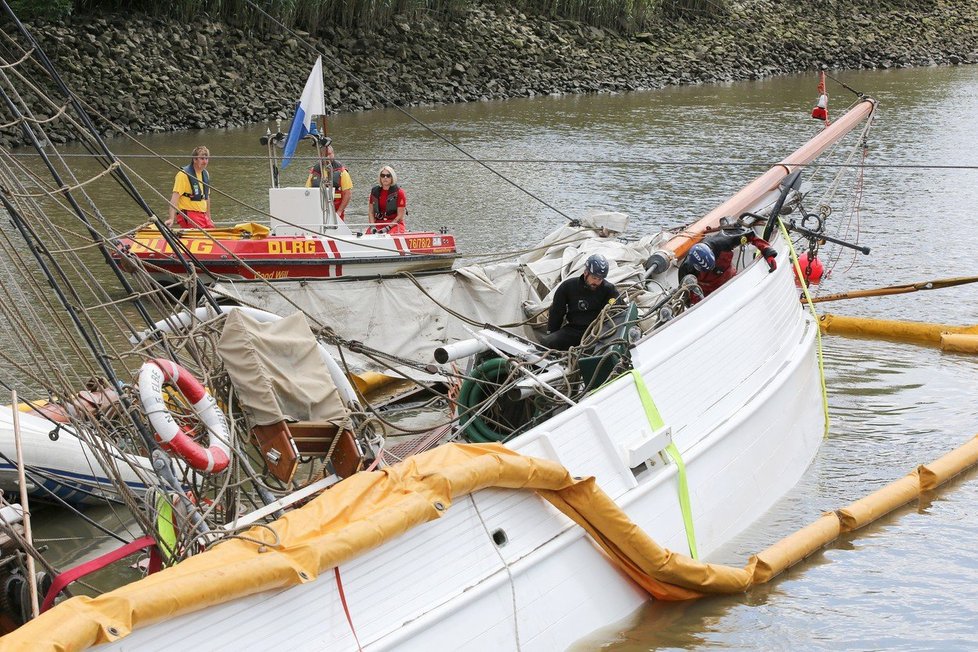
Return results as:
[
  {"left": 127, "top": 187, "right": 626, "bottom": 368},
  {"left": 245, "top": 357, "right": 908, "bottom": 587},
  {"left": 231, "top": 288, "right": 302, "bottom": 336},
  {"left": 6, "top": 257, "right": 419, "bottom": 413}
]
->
[{"left": 8, "top": 0, "right": 978, "bottom": 146}]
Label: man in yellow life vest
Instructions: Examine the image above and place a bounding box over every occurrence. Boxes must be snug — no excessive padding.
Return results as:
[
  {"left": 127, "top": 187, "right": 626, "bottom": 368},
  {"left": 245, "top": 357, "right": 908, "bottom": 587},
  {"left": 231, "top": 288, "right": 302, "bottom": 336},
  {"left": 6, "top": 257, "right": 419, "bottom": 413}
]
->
[
  {"left": 167, "top": 145, "right": 215, "bottom": 228},
  {"left": 305, "top": 141, "right": 353, "bottom": 220}
]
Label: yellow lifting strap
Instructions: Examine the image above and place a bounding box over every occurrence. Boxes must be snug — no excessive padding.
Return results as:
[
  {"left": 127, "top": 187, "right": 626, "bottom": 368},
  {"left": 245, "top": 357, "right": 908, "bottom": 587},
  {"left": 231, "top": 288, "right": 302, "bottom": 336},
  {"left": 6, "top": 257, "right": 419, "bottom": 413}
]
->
[
  {"left": 627, "top": 369, "right": 698, "bottom": 560},
  {"left": 778, "top": 218, "right": 830, "bottom": 437},
  {"left": 154, "top": 492, "right": 179, "bottom": 563}
]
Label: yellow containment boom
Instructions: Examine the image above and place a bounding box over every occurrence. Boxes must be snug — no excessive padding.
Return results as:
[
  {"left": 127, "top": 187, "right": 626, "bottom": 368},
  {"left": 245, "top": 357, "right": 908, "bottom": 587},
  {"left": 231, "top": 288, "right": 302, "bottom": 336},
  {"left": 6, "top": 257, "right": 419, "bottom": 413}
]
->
[
  {"left": 8, "top": 434, "right": 978, "bottom": 650},
  {"left": 819, "top": 313, "right": 978, "bottom": 348},
  {"left": 663, "top": 98, "right": 877, "bottom": 259},
  {"left": 749, "top": 434, "right": 978, "bottom": 582},
  {"left": 939, "top": 333, "right": 978, "bottom": 354}
]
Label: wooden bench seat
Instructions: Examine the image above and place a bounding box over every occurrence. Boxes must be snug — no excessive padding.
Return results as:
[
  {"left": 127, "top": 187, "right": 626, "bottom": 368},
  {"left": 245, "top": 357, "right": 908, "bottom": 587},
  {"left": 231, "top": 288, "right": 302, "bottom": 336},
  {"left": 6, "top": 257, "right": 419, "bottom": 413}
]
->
[{"left": 251, "top": 420, "right": 362, "bottom": 484}]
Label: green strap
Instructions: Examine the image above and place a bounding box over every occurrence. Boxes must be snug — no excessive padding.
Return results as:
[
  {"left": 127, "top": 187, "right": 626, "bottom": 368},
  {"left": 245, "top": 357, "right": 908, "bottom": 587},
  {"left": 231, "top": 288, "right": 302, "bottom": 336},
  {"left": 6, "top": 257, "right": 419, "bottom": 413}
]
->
[
  {"left": 628, "top": 369, "right": 698, "bottom": 560},
  {"left": 155, "top": 492, "right": 178, "bottom": 562}
]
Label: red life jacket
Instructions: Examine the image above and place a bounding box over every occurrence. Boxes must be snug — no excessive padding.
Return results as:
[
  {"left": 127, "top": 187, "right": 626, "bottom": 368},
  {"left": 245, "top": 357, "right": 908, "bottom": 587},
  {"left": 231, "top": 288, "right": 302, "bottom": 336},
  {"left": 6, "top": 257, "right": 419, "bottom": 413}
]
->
[
  {"left": 370, "top": 185, "right": 401, "bottom": 221},
  {"left": 309, "top": 160, "right": 348, "bottom": 215},
  {"left": 696, "top": 250, "right": 736, "bottom": 297}
]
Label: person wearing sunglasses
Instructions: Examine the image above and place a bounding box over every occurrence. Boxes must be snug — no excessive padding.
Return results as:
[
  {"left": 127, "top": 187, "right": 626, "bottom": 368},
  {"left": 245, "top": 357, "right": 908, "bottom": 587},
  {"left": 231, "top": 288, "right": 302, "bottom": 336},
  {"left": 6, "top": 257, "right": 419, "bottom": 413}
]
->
[
  {"left": 368, "top": 165, "right": 407, "bottom": 234},
  {"left": 167, "top": 145, "right": 215, "bottom": 229}
]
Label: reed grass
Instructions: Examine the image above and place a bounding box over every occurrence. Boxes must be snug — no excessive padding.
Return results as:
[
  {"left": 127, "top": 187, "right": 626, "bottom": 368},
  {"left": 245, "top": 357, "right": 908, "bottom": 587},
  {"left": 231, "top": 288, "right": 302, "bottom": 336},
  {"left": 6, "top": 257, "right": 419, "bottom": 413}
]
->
[
  {"left": 505, "top": 0, "right": 715, "bottom": 32},
  {"left": 27, "top": 0, "right": 732, "bottom": 32},
  {"left": 8, "top": 0, "right": 73, "bottom": 19}
]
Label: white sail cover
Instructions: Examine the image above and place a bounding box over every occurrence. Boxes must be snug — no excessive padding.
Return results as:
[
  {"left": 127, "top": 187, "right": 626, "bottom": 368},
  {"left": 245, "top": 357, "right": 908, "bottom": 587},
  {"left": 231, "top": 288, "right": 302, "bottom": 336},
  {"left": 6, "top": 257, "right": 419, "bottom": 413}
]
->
[{"left": 214, "top": 215, "right": 667, "bottom": 375}]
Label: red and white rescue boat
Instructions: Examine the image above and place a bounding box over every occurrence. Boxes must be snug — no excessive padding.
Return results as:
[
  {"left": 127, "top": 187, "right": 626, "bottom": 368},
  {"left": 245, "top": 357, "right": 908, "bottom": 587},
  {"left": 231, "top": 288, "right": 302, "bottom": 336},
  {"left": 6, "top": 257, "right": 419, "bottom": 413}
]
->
[{"left": 116, "top": 186, "right": 457, "bottom": 283}]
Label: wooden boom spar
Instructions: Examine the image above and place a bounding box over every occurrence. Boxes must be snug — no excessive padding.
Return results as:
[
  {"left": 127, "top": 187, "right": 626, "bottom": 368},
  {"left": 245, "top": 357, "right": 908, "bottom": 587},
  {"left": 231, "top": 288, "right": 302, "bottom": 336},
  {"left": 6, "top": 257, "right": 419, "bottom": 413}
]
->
[{"left": 664, "top": 97, "right": 877, "bottom": 258}]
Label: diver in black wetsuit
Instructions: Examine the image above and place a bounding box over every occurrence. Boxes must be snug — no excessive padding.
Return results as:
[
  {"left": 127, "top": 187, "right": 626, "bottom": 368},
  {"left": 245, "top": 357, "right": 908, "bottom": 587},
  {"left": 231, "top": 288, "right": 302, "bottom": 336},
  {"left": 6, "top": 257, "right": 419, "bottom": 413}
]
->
[{"left": 541, "top": 254, "right": 619, "bottom": 351}]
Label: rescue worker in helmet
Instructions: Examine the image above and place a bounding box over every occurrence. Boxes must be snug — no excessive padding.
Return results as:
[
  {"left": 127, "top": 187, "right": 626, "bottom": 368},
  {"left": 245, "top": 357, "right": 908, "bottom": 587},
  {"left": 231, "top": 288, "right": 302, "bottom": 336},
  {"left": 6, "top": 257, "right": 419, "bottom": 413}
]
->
[
  {"left": 541, "top": 253, "right": 619, "bottom": 351},
  {"left": 678, "top": 229, "right": 777, "bottom": 303}
]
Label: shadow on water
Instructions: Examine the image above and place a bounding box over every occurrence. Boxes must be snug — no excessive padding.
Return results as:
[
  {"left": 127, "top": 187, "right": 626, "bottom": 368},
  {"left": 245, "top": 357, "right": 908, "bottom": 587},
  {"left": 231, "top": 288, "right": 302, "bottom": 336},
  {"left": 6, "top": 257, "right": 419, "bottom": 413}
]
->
[{"left": 29, "top": 502, "right": 143, "bottom": 595}]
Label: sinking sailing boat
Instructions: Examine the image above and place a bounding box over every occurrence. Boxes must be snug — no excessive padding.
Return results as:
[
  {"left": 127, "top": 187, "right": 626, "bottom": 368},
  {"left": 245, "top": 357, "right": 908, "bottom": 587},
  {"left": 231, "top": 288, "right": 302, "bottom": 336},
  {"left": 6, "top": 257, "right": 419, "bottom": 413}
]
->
[
  {"left": 0, "top": 5, "right": 877, "bottom": 648},
  {"left": 114, "top": 57, "right": 458, "bottom": 284}
]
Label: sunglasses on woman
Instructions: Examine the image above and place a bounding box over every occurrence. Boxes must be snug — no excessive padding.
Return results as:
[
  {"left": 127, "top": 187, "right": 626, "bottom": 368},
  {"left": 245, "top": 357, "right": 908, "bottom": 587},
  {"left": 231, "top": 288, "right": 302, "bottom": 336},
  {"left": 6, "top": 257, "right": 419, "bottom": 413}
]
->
[{"left": 380, "top": 173, "right": 392, "bottom": 178}]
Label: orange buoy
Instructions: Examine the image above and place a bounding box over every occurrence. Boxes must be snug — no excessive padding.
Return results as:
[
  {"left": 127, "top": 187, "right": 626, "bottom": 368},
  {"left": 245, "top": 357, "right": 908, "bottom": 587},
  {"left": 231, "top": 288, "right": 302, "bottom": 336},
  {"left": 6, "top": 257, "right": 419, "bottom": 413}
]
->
[{"left": 795, "top": 253, "right": 824, "bottom": 286}]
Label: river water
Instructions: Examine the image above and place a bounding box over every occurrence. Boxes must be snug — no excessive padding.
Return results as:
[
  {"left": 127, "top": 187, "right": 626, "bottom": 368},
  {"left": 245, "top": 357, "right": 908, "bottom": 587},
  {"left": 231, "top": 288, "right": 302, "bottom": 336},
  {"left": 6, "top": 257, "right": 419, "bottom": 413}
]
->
[{"left": 25, "top": 65, "right": 978, "bottom": 647}]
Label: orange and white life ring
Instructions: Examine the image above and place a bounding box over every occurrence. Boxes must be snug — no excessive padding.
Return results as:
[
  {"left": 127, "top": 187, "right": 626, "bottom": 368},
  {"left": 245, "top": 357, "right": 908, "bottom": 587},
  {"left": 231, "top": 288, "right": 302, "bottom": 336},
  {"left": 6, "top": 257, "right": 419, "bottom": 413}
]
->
[{"left": 137, "top": 359, "right": 231, "bottom": 473}]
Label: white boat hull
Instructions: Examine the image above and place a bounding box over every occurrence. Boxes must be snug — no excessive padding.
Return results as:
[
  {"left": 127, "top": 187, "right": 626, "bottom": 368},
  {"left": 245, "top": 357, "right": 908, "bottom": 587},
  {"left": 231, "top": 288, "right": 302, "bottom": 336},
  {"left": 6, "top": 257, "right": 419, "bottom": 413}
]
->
[
  {"left": 107, "top": 241, "right": 824, "bottom": 650},
  {"left": 0, "top": 409, "right": 154, "bottom": 506}
]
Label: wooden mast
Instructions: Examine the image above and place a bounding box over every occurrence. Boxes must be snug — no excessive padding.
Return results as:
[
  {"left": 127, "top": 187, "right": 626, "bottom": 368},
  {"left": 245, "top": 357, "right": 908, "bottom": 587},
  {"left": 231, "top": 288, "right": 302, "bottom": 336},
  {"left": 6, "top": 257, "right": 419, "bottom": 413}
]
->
[{"left": 664, "top": 97, "right": 877, "bottom": 258}]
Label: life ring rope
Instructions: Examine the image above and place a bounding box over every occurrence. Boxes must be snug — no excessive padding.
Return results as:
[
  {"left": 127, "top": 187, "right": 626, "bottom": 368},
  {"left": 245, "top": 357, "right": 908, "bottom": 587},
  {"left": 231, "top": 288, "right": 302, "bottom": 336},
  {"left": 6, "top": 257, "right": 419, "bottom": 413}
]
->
[{"left": 137, "top": 359, "right": 231, "bottom": 474}]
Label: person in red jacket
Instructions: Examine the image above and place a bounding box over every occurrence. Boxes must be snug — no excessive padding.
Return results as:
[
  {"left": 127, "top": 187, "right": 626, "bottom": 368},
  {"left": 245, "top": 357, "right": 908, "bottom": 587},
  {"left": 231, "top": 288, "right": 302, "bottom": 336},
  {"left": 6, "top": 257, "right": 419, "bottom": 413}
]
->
[
  {"left": 679, "top": 229, "right": 777, "bottom": 301},
  {"left": 368, "top": 165, "right": 407, "bottom": 234}
]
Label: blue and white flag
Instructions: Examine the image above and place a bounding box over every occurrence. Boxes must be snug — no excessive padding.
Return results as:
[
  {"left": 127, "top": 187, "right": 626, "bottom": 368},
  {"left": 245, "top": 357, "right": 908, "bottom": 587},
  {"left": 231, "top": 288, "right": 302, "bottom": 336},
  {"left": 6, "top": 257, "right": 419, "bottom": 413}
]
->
[{"left": 281, "top": 56, "right": 325, "bottom": 169}]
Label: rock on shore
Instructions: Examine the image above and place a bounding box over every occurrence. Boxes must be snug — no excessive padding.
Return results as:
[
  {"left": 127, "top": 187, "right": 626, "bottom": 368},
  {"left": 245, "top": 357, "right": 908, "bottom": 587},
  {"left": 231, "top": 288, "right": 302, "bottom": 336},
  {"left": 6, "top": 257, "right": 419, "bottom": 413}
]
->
[{"left": 7, "top": 0, "right": 978, "bottom": 146}]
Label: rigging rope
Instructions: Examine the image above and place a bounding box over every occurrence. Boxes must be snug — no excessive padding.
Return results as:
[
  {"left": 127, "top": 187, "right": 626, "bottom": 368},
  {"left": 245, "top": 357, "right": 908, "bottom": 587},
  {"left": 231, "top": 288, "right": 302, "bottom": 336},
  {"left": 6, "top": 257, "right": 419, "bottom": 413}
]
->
[
  {"left": 7, "top": 151, "right": 978, "bottom": 170},
  {"left": 6, "top": 160, "right": 120, "bottom": 198}
]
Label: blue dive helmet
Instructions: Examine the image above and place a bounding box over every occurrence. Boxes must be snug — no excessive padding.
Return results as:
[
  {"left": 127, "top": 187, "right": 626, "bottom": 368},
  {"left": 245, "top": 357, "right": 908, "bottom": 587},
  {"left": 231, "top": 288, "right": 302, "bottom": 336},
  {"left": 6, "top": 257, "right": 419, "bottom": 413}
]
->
[
  {"left": 687, "top": 243, "right": 715, "bottom": 272},
  {"left": 584, "top": 253, "right": 610, "bottom": 279}
]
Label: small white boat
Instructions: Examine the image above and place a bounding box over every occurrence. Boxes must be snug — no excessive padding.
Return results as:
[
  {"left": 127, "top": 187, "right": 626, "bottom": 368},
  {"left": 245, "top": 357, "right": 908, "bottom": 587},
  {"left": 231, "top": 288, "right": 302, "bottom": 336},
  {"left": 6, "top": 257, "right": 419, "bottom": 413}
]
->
[{"left": 0, "top": 408, "right": 155, "bottom": 506}]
